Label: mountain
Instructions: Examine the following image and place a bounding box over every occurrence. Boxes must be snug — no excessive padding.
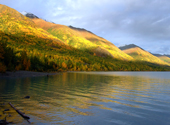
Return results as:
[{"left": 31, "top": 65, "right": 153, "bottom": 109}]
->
[
  {"left": 0, "top": 4, "right": 170, "bottom": 72},
  {"left": 152, "top": 54, "right": 162, "bottom": 57},
  {"left": 153, "top": 54, "right": 170, "bottom": 64},
  {"left": 31, "top": 18, "right": 133, "bottom": 60},
  {"left": 119, "top": 44, "right": 170, "bottom": 66},
  {"left": 158, "top": 56, "right": 170, "bottom": 64},
  {"left": 119, "top": 44, "right": 144, "bottom": 51},
  {"left": 0, "top": 4, "right": 66, "bottom": 49},
  {"left": 164, "top": 54, "right": 170, "bottom": 58},
  {"left": 21, "top": 11, "right": 39, "bottom": 19}
]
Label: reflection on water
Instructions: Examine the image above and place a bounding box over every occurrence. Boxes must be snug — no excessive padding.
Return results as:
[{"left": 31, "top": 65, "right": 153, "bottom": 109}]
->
[{"left": 0, "top": 72, "right": 170, "bottom": 125}]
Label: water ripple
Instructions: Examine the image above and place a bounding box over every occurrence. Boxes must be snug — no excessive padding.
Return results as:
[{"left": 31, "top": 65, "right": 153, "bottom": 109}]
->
[{"left": 0, "top": 72, "right": 170, "bottom": 125}]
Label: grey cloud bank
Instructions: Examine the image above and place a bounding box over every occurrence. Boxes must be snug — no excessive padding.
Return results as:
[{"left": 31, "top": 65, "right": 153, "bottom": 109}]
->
[{"left": 0, "top": 0, "right": 170, "bottom": 54}]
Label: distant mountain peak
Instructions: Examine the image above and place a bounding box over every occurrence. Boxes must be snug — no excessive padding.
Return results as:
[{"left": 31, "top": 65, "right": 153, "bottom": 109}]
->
[
  {"left": 152, "top": 53, "right": 163, "bottom": 57},
  {"left": 69, "top": 25, "right": 93, "bottom": 34},
  {"left": 68, "top": 25, "right": 104, "bottom": 39},
  {"left": 20, "top": 11, "right": 39, "bottom": 19},
  {"left": 152, "top": 53, "right": 170, "bottom": 58},
  {"left": 119, "top": 44, "right": 144, "bottom": 51}
]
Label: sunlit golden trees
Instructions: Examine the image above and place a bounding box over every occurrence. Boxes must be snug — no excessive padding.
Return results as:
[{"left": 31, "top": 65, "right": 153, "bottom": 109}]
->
[
  {"left": 0, "top": 3, "right": 169, "bottom": 72},
  {"left": 62, "top": 62, "right": 67, "bottom": 69}
]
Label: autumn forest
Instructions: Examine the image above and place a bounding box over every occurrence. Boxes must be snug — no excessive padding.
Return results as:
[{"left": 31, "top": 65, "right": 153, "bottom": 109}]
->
[{"left": 0, "top": 4, "right": 170, "bottom": 73}]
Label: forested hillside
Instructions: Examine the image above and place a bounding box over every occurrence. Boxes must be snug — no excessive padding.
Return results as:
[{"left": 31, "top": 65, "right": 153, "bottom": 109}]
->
[
  {"left": 119, "top": 44, "right": 170, "bottom": 66},
  {"left": 0, "top": 4, "right": 170, "bottom": 73},
  {"left": 153, "top": 54, "right": 170, "bottom": 64},
  {"left": 32, "top": 18, "right": 133, "bottom": 60}
]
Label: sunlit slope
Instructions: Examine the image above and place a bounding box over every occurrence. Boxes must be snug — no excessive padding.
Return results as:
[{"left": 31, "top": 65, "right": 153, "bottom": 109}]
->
[
  {"left": 0, "top": 4, "right": 65, "bottom": 48},
  {"left": 1, "top": 4, "right": 170, "bottom": 72},
  {"left": 120, "top": 45, "right": 169, "bottom": 66},
  {"left": 0, "top": 4, "right": 141, "bottom": 72},
  {"left": 157, "top": 56, "right": 170, "bottom": 64},
  {"left": 32, "top": 18, "right": 133, "bottom": 60},
  {"left": 153, "top": 54, "right": 170, "bottom": 64},
  {"left": 69, "top": 26, "right": 133, "bottom": 60}
]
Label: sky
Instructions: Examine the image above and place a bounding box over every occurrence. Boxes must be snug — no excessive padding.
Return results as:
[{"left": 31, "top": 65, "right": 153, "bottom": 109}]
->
[{"left": 1, "top": 0, "right": 170, "bottom": 54}]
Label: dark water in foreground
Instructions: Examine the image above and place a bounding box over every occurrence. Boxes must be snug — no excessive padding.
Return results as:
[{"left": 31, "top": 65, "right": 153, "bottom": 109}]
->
[{"left": 0, "top": 72, "right": 170, "bottom": 125}]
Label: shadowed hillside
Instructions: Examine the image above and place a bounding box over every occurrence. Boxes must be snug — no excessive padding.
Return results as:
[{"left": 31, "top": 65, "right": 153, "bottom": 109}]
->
[{"left": 164, "top": 55, "right": 170, "bottom": 58}]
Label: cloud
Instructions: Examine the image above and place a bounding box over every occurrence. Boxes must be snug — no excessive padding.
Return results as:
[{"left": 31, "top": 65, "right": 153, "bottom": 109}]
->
[{"left": 152, "top": 16, "right": 170, "bottom": 25}]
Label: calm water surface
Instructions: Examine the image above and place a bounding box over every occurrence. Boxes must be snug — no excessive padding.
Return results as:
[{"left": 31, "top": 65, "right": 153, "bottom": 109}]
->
[{"left": 0, "top": 72, "right": 170, "bottom": 125}]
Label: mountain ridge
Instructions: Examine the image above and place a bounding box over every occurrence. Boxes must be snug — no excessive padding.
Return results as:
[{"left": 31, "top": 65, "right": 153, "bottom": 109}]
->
[
  {"left": 119, "top": 44, "right": 145, "bottom": 51},
  {"left": 22, "top": 10, "right": 168, "bottom": 57},
  {"left": 31, "top": 18, "right": 133, "bottom": 60},
  {"left": 119, "top": 44, "right": 170, "bottom": 66},
  {"left": 21, "top": 11, "right": 39, "bottom": 19},
  {"left": 152, "top": 53, "right": 170, "bottom": 64},
  {"left": 0, "top": 4, "right": 170, "bottom": 72}
]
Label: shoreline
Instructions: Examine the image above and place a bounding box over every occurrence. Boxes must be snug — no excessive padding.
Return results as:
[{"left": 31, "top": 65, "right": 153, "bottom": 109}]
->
[{"left": 0, "top": 70, "right": 60, "bottom": 78}]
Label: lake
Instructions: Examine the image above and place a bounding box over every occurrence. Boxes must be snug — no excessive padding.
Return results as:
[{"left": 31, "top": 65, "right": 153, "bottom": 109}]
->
[{"left": 0, "top": 72, "right": 170, "bottom": 125}]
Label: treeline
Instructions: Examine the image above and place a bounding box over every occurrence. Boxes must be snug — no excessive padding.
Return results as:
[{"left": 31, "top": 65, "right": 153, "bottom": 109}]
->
[
  {"left": 0, "top": 38, "right": 57, "bottom": 72},
  {"left": 0, "top": 33, "right": 170, "bottom": 73}
]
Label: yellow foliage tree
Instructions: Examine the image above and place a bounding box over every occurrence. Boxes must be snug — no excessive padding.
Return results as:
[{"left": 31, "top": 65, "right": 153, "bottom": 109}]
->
[{"left": 62, "top": 62, "right": 67, "bottom": 69}]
